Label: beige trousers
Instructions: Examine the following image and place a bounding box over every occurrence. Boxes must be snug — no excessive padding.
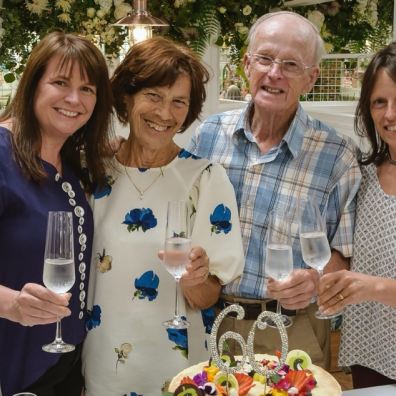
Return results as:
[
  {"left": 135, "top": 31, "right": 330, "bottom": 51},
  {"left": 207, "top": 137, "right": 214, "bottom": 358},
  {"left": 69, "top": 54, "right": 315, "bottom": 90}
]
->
[{"left": 215, "top": 300, "right": 330, "bottom": 369}]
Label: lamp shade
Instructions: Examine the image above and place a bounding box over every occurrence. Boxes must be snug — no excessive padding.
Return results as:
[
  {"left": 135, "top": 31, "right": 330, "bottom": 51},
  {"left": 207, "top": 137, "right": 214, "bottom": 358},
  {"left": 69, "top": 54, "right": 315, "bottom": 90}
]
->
[{"left": 113, "top": 0, "right": 169, "bottom": 27}]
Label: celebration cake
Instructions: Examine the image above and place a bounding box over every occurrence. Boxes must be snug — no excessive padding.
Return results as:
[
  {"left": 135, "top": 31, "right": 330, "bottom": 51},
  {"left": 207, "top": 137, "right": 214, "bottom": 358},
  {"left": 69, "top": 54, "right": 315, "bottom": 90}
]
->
[
  {"left": 166, "top": 305, "right": 341, "bottom": 396},
  {"left": 168, "top": 350, "right": 342, "bottom": 395}
]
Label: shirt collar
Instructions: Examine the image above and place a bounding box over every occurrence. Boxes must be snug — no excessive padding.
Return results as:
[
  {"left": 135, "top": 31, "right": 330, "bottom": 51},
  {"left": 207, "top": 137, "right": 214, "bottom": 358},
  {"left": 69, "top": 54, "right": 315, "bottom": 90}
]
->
[{"left": 233, "top": 103, "right": 309, "bottom": 159}]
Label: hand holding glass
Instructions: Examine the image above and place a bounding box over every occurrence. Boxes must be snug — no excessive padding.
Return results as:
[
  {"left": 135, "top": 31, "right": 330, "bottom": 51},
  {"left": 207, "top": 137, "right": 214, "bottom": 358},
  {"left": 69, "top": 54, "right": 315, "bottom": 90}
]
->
[
  {"left": 265, "top": 209, "right": 294, "bottom": 328},
  {"left": 42, "top": 211, "right": 75, "bottom": 353},
  {"left": 298, "top": 199, "right": 338, "bottom": 319},
  {"left": 162, "top": 201, "right": 191, "bottom": 329}
]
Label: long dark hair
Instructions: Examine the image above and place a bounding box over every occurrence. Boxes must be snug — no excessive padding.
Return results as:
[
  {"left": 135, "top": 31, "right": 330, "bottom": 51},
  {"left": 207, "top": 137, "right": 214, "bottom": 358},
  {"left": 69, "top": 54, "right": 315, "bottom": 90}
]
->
[
  {"left": 111, "top": 36, "right": 210, "bottom": 133},
  {"left": 355, "top": 42, "right": 396, "bottom": 165},
  {"left": 0, "top": 31, "right": 114, "bottom": 193}
]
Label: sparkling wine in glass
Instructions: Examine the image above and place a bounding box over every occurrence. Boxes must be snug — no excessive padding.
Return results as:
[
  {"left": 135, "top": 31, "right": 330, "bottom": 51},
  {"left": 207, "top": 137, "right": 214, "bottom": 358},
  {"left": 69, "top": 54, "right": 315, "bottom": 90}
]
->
[
  {"left": 265, "top": 209, "right": 294, "bottom": 328},
  {"left": 299, "top": 199, "right": 338, "bottom": 319},
  {"left": 42, "top": 211, "right": 76, "bottom": 353},
  {"left": 162, "top": 200, "right": 191, "bottom": 329}
]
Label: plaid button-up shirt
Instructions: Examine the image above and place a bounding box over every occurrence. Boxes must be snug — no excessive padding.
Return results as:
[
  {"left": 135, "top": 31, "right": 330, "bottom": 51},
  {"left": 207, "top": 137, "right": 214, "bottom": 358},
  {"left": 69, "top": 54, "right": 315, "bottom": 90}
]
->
[{"left": 188, "top": 104, "right": 361, "bottom": 299}]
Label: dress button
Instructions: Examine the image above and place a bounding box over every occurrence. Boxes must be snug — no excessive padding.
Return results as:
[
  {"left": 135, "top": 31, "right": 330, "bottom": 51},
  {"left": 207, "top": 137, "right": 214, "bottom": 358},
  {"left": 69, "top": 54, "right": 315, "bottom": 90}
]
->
[
  {"left": 79, "top": 217, "right": 85, "bottom": 225},
  {"left": 79, "top": 290, "right": 86, "bottom": 301},
  {"left": 79, "top": 262, "right": 86, "bottom": 273},
  {"left": 74, "top": 206, "right": 85, "bottom": 217},
  {"left": 79, "top": 234, "right": 87, "bottom": 245},
  {"left": 79, "top": 311, "right": 84, "bottom": 319},
  {"left": 62, "top": 182, "right": 72, "bottom": 193}
]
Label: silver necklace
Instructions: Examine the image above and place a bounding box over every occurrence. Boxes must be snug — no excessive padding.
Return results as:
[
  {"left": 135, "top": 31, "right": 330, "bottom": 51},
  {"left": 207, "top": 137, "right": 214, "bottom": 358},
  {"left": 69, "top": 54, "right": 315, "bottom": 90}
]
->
[{"left": 124, "top": 166, "right": 164, "bottom": 200}]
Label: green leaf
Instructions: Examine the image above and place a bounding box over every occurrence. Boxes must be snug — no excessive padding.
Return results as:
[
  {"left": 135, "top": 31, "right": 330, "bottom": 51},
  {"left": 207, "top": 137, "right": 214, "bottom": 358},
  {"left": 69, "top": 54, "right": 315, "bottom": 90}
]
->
[{"left": 4, "top": 73, "right": 16, "bottom": 83}]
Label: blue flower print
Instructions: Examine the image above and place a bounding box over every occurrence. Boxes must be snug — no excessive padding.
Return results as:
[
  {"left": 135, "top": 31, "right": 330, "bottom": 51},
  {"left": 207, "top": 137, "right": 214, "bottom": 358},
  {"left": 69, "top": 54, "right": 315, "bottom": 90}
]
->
[
  {"left": 210, "top": 204, "right": 232, "bottom": 234},
  {"left": 178, "top": 148, "right": 200, "bottom": 160},
  {"left": 123, "top": 208, "right": 157, "bottom": 232},
  {"left": 94, "top": 175, "right": 114, "bottom": 199},
  {"left": 138, "top": 168, "right": 148, "bottom": 172},
  {"left": 124, "top": 393, "right": 142, "bottom": 396},
  {"left": 201, "top": 307, "right": 215, "bottom": 335},
  {"left": 133, "top": 270, "right": 159, "bottom": 301},
  {"left": 167, "top": 325, "right": 188, "bottom": 358},
  {"left": 86, "top": 305, "right": 102, "bottom": 331}
]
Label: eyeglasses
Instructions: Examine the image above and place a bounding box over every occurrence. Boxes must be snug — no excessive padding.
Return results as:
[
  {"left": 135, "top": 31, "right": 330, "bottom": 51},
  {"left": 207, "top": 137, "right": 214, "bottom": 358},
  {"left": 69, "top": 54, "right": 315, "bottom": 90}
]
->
[{"left": 248, "top": 53, "right": 314, "bottom": 77}]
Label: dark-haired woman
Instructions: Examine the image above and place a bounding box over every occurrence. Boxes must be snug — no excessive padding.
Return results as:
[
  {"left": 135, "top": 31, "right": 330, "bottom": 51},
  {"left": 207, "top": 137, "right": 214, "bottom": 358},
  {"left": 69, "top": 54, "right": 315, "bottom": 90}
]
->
[
  {"left": 319, "top": 42, "right": 396, "bottom": 389},
  {"left": 82, "top": 37, "right": 244, "bottom": 395},
  {"left": 0, "top": 32, "right": 113, "bottom": 395}
]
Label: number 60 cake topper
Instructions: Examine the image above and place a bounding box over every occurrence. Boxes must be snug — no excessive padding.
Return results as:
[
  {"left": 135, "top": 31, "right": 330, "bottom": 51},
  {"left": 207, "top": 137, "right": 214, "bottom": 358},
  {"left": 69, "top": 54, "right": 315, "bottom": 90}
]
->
[{"left": 209, "top": 304, "right": 289, "bottom": 377}]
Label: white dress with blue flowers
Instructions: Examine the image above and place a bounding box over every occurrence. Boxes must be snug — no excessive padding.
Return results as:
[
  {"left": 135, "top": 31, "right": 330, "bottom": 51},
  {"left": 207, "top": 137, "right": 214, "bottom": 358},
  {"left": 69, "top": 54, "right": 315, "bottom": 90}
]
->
[{"left": 82, "top": 149, "right": 244, "bottom": 396}]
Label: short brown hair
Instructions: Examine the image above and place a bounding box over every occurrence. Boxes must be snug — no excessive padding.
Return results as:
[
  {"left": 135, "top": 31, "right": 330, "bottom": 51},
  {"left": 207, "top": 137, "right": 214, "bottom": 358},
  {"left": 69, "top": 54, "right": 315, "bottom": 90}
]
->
[
  {"left": 111, "top": 36, "right": 210, "bottom": 132},
  {"left": 1, "top": 31, "right": 113, "bottom": 193}
]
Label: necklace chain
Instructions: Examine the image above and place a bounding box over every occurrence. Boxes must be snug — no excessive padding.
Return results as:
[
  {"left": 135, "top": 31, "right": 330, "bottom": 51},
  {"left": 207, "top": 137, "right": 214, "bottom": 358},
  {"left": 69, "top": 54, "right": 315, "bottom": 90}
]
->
[
  {"left": 387, "top": 152, "right": 396, "bottom": 165},
  {"left": 124, "top": 167, "right": 164, "bottom": 200}
]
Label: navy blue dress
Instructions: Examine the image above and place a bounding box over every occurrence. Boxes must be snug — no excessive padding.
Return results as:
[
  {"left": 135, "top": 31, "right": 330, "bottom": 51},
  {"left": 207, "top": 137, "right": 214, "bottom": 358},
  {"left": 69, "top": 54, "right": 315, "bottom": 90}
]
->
[{"left": 0, "top": 127, "right": 93, "bottom": 395}]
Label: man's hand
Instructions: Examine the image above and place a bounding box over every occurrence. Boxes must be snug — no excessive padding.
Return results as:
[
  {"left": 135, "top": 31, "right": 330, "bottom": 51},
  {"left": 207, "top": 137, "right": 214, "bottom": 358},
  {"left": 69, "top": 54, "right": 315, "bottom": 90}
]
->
[
  {"left": 267, "top": 269, "right": 319, "bottom": 309},
  {"left": 4, "top": 283, "right": 71, "bottom": 326}
]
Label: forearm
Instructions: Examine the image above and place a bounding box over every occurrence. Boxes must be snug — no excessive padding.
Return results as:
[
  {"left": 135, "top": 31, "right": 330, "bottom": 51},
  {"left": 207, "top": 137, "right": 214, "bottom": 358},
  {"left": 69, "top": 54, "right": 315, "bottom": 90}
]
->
[
  {"left": 324, "top": 249, "right": 350, "bottom": 273},
  {"left": 181, "top": 275, "right": 221, "bottom": 309},
  {"left": 372, "top": 277, "right": 396, "bottom": 308},
  {"left": 0, "top": 285, "right": 19, "bottom": 322}
]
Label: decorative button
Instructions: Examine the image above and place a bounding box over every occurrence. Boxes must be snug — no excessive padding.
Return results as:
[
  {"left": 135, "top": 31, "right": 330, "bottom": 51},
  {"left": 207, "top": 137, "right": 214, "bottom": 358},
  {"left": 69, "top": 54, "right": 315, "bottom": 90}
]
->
[
  {"left": 78, "top": 252, "right": 84, "bottom": 261},
  {"left": 79, "top": 234, "right": 87, "bottom": 245},
  {"left": 62, "top": 182, "right": 72, "bottom": 193},
  {"left": 79, "top": 282, "right": 84, "bottom": 290},
  {"left": 81, "top": 244, "right": 87, "bottom": 252},
  {"left": 79, "top": 311, "right": 84, "bottom": 319},
  {"left": 74, "top": 206, "right": 85, "bottom": 217},
  {"left": 68, "top": 190, "right": 75, "bottom": 198},
  {"left": 79, "top": 290, "right": 86, "bottom": 301},
  {"left": 79, "top": 217, "right": 85, "bottom": 225},
  {"left": 69, "top": 198, "right": 76, "bottom": 206},
  {"left": 80, "top": 301, "right": 85, "bottom": 309},
  {"left": 77, "top": 225, "right": 83, "bottom": 234},
  {"left": 79, "top": 262, "right": 86, "bottom": 273},
  {"left": 80, "top": 273, "right": 86, "bottom": 281},
  {"left": 55, "top": 173, "right": 61, "bottom": 181}
]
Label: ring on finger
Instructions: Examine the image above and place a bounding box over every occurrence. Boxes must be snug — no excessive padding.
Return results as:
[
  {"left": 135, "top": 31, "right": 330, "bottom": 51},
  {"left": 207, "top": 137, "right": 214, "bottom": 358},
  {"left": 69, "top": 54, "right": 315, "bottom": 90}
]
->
[{"left": 337, "top": 293, "right": 345, "bottom": 301}]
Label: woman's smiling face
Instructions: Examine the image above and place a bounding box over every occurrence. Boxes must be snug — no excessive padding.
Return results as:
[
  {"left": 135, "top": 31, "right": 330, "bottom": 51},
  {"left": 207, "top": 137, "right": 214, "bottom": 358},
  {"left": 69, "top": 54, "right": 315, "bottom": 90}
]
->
[{"left": 125, "top": 73, "right": 191, "bottom": 151}]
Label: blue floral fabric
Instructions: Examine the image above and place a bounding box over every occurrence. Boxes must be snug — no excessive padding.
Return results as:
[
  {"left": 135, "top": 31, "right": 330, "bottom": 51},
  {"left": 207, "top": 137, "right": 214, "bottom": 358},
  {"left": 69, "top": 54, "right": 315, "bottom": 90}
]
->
[{"left": 82, "top": 149, "right": 244, "bottom": 396}]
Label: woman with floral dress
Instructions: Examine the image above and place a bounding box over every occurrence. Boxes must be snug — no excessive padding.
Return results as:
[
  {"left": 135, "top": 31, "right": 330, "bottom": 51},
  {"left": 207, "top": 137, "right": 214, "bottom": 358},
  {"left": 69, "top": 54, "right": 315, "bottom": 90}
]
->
[{"left": 82, "top": 37, "right": 244, "bottom": 395}]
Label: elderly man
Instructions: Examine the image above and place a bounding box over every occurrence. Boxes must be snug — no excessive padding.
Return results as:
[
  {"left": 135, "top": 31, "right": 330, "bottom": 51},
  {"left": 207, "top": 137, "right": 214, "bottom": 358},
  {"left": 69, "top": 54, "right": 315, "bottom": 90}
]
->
[{"left": 189, "top": 11, "right": 361, "bottom": 368}]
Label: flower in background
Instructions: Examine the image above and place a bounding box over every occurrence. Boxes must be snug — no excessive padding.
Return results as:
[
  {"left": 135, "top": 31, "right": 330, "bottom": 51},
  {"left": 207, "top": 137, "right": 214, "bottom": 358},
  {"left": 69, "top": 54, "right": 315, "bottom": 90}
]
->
[
  {"left": 307, "top": 10, "right": 325, "bottom": 30},
  {"left": 242, "top": 5, "right": 252, "bottom": 16}
]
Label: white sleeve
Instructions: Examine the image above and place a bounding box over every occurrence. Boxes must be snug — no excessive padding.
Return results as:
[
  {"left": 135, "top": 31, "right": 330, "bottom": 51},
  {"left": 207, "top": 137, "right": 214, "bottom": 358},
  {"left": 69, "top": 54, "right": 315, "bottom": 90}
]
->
[{"left": 190, "top": 163, "right": 244, "bottom": 285}]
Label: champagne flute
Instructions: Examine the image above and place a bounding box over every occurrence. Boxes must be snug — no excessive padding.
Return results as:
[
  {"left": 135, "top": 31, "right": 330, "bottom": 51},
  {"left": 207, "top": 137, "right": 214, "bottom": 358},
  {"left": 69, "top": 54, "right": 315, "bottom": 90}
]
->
[
  {"left": 162, "top": 200, "right": 191, "bottom": 329},
  {"left": 42, "top": 211, "right": 76, "bottom": 353},
  {"left": 298, "top": 199, "right": 339, "bottom": 319},
  {"left": 265, "top": 208, "right": 294, "bottom": 328}
]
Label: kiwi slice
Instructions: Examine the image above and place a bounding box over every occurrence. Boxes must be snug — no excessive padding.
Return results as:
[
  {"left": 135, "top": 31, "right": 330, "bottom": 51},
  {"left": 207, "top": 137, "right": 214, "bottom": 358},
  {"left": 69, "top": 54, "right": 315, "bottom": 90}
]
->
[
  {"left": 209, "top": 352, "right": 236, "bottom": 367},
  {"left": 285, "top": 349, "right": 312, "bottom": 370},
  {"left": 213, "top": 371, "right": 239, "bottom": 391},
  {"left": 173, "top": 383, "right": 204, "bottom": 396}
]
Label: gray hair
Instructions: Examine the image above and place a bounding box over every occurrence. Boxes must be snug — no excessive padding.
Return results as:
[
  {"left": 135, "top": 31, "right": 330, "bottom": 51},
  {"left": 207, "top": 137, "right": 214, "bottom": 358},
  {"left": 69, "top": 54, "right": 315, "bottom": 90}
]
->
[{"left": 247, "top": 11, "right": 325, "bottom": 66}]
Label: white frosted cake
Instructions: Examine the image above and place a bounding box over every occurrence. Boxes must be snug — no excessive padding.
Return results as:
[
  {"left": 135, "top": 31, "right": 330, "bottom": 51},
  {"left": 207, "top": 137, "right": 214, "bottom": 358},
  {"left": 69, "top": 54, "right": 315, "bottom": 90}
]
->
[{"left": 168, "top": 350, "right": 342, "bottom": 396}]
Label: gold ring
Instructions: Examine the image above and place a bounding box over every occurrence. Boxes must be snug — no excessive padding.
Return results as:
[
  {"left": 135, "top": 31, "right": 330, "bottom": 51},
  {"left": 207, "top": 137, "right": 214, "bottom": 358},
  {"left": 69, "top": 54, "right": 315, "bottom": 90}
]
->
[{"left": 337, "top": 293, "right": 345, "bottom": 301}]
